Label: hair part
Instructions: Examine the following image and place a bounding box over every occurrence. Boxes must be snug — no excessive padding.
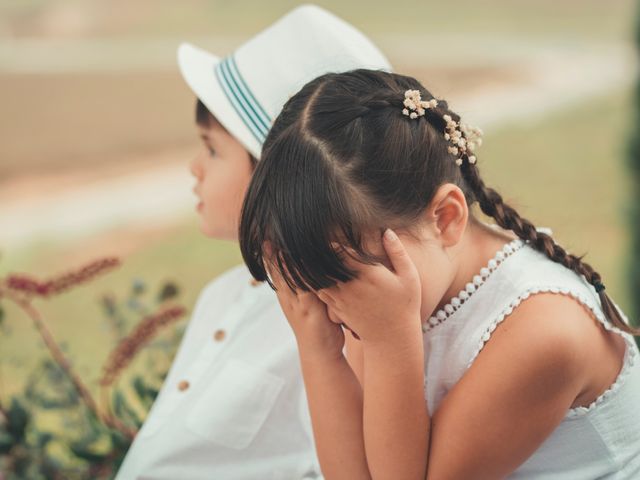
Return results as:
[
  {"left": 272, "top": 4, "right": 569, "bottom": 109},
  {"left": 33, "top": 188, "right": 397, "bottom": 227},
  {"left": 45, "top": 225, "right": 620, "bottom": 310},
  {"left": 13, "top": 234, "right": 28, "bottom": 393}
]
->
[{"left": 239, "top": 69, "right": 640, "bottom": 336}]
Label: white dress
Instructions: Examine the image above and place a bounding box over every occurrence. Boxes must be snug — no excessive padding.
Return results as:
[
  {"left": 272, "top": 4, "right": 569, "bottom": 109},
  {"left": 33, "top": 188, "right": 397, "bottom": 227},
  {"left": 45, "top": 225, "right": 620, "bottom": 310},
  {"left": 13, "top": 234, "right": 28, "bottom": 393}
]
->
[
  {"left": 422, "top": 232, "right": 640, "bottom": 479},
  {"left": 116, "top": 265, "right": 322, "bottom": 480}
]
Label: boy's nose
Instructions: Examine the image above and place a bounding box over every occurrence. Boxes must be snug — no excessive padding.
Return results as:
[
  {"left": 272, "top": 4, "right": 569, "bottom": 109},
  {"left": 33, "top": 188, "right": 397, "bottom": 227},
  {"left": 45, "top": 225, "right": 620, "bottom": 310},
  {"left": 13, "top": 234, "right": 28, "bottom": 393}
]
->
[{"left": 189, "top": 155, "right": 201, "bottom": 178}]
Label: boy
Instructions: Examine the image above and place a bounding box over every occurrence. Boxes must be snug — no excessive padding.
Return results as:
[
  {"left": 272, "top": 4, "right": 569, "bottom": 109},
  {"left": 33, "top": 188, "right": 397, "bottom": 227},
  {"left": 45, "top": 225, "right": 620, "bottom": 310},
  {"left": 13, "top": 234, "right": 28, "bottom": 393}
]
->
[{"left": 115, "top": 5, "right": 390, "bottom": 479}]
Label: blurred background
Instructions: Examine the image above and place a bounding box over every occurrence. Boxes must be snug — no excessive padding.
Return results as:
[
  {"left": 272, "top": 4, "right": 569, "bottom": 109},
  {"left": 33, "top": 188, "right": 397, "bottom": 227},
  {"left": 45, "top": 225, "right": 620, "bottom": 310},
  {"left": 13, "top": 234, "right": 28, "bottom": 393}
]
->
[{"left": 0, "top": 0, "right": 638, "bottom": 477}]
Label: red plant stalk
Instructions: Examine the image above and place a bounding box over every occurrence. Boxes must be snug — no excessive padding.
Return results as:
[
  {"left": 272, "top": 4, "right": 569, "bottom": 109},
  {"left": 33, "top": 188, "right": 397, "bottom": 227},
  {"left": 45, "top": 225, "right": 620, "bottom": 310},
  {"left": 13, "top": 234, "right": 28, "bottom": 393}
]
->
[
  {"left": 99, "top": 305, "right": 185, "bottom": 438},
  {"left": 2, "top": 287, "right": 135, "bottom": 439},
  {"left": 100, "top": 306, "right": 186, "bottom": 388},
  {"left": 0, "top": 258, "right": 137, "bottom": 438},
  {"left": 6, "top": 258, "right": 120, "bottom": 298}
]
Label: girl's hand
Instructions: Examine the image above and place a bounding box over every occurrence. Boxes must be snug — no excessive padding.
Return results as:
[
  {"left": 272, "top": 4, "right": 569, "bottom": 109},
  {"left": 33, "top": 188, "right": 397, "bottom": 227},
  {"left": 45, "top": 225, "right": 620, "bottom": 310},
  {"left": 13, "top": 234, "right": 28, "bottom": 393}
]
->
[
  {"left": 317, "top": 229, "right": 422, "bottom": 345},
  {"left": 265, "top": 248, "right": 345, "bottom": 362}
]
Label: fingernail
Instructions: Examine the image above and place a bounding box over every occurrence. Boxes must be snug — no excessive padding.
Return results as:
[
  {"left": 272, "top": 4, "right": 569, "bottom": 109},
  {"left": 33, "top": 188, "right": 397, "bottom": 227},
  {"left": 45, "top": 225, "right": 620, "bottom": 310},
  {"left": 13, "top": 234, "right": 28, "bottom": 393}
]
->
[{"left": 384, "top": 229, "right": 397, "bottom": 241}]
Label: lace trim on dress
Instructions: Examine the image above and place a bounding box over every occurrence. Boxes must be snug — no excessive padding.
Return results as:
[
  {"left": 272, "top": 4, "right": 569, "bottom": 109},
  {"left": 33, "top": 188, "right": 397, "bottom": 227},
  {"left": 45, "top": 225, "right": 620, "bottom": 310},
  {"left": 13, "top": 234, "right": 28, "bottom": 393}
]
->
[
  {"left": 421, "top": 238, "right": 525, "bottom": 333},
  {"left": 465, "top": 285, "right": 639, "bottom": 419}
]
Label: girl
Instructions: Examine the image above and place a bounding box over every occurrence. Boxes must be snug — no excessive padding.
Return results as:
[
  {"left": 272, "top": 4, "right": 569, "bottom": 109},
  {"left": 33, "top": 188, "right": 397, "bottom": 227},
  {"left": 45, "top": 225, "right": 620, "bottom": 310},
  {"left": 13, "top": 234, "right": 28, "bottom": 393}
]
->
[{"left": 239, "top": 69, "right": 640, "bottom": 479}]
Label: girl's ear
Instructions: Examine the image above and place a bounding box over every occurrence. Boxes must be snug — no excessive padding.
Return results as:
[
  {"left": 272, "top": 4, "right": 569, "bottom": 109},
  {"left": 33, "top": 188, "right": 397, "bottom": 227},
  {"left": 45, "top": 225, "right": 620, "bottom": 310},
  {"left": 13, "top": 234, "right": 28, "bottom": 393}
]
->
[{"left": 426, "top": 183, "right": 468, "bottom": 248}]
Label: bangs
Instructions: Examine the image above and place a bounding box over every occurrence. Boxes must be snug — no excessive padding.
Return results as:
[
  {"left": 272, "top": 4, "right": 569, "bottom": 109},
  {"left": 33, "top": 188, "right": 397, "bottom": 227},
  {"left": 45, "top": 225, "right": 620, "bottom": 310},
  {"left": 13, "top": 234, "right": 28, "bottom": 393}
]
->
[{"left": 239, "top": 126, "right": 383, "bottom": 292}]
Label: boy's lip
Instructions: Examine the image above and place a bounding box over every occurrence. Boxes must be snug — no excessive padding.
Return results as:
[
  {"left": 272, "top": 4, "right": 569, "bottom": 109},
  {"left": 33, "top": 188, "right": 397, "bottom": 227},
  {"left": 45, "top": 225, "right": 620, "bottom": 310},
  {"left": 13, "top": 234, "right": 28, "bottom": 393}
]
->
[{"left": 193, "top": 186, "right": 203, "bottom": 208}]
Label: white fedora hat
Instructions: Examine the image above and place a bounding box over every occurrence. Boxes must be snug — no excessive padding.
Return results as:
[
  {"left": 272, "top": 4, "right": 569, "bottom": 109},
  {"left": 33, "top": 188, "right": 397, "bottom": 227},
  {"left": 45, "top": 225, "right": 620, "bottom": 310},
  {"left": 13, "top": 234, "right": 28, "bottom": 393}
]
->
[{"left": 177, "top": 4, "right": 391, "bottom": 159}]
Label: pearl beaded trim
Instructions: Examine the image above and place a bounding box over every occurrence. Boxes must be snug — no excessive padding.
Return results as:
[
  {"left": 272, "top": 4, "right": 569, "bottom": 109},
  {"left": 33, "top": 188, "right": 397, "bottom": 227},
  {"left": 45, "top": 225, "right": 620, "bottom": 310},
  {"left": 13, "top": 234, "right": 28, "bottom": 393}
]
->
[{"left": 422, "top": 238, "right": 525, "bottom": 333}]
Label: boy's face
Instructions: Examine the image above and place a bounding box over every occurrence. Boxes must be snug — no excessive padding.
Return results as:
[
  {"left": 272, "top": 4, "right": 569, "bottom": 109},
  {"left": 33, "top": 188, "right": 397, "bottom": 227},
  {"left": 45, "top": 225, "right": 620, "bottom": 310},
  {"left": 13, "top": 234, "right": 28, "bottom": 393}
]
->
[{"left": 190, "top": 117, "right": 254, "bottom": 240}]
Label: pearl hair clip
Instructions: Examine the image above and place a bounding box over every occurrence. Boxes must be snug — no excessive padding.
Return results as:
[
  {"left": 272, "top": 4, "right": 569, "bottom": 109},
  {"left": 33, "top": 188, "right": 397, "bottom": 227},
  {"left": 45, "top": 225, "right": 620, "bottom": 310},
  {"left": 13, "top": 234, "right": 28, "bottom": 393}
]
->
[{"left": 401, "top": 89, "right": 483, "bottom": 166}]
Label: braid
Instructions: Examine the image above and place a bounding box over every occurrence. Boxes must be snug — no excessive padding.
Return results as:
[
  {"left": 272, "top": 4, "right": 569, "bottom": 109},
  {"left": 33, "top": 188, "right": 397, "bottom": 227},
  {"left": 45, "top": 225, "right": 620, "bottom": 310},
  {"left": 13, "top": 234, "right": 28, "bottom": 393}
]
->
[{"left": 459, "top": 160, "right": 640, "bottom": 335}]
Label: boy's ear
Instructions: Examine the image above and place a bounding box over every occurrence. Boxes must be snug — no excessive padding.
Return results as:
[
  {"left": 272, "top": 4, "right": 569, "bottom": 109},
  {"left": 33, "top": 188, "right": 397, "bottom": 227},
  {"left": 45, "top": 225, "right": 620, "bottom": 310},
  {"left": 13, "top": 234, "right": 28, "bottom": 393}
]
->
[{"left": 426, "top": 183, "right": 468, "bottom": 248}]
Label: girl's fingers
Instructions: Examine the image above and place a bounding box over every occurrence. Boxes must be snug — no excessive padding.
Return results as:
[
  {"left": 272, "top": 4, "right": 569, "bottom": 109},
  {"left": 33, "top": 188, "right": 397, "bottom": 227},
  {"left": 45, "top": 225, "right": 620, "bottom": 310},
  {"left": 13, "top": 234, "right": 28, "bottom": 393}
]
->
[
  {"left": 263, "top": 242, "right": 282, "bottom": 287},
  {"left": 326, "top": 305, "right": 342, "bottom": 324},
  {"left": 316, "top": 289, "right": 335, "bottom": 306},
  {"left": 327, "top": 306, "right": 360, "bottom": 341},
  {"left": 298, "top": 289, "right": 322, "bottom": 308},
  {"left": 263, "top": 241, "right": 273, "bottom": 258},
  {"left": 381, "top": 228, "right": 416, "bottom": 278},
  {"left": 342, "top": 322, "right": 361, "bottom": 340},
  {"left": 264, "top": 245, "right": 298, "bottom": 296},
  {"left": 318, "top": 289, "right": 347, "bottom": 315},
  {"left": 266, "top": 262, "right": 285, "bottom": 291},
  {"left": 339, "top": 246, "right": 383, "bottom": 283}
]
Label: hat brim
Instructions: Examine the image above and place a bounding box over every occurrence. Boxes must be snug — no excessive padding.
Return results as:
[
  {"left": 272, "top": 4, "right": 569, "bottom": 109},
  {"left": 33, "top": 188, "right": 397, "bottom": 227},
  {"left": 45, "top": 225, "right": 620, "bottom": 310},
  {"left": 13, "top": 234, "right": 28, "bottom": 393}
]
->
[{"left": 177, "top": 42, "right": 262, "bottom": 159}]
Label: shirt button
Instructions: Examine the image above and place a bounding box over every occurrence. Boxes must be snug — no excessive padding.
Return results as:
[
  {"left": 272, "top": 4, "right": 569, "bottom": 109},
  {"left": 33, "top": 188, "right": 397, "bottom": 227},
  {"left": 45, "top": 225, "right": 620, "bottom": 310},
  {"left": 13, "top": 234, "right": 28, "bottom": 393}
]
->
[
  {"left": 177, "top": 380, "right": 190, "bottom": 391},
  {"left": 213, "top": 329, "right": 226, "bottom": 342}
]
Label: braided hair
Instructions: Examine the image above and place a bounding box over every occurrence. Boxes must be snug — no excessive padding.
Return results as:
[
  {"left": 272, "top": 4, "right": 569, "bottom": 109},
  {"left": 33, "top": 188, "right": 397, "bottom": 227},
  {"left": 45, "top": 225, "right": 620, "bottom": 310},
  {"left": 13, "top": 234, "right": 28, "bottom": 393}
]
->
[{"left": 239, "top": 69, "right": 639, "bottom": 336}]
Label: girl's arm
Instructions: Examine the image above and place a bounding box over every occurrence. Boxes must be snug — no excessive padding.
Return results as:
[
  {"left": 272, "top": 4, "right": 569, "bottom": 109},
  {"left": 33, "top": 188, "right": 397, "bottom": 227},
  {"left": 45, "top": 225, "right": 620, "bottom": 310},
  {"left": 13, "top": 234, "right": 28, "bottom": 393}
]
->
[
  {"left": 319, "top": 230, "right": 430, "bottom": 479},
  {"left": 265, "top": 258, "right": 370, "bottom": 479},
  {"left": 344, "top": 332, "right": 365, "bottom": 387},
  {"left": 298, "top": 350, "right": 370, "bottom": 480},
  {"left": 361, "top": 330, "right": 429, "bottom": 479}
]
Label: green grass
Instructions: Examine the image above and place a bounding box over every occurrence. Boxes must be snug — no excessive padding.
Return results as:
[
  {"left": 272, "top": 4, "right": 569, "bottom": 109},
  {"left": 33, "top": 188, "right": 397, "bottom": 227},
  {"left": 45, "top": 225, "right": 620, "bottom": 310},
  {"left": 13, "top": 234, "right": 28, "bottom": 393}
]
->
[{"left": 480, "top": 89, "right": 633, "bottom": 314}]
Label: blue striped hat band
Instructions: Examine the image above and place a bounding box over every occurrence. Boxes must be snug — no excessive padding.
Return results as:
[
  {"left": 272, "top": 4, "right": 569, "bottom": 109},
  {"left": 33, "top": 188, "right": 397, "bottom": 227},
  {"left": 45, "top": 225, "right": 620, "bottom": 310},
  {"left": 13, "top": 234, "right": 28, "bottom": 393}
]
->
[{"left": 214, "top": 55, "right": 272, "bottom": 144}]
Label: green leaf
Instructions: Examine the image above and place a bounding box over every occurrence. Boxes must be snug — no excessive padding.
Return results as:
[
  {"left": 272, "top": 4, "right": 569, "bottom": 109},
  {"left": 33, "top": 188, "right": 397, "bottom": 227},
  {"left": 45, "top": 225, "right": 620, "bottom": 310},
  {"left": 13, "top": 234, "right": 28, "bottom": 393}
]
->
[
  {"left": 68, "top": 442, "right": 110, "bottom": 463},
  {"left": 6, "top": 398, "right": 30, "bottom": 442},
  {"left": 131, "top": 278, "right": 146, "bottom": 295},
  {"left": 0, "top": 429, "right": 15, "bottom": 453},
  {"left": 132, "top": 376, "right": 159, "bottom": 405},
  {"left": 157, "top": 281, "right": 179, "bottom": 302},
  {"left": 110, "top": 429, "right": 132, "bottom": 451},
  {"left": 24, "top": 360, "right": 79, "bottom": 409},
  {"left": 36, "top": 431, "right": 54, "bottom": 448},
  {"left": 112, "top": 390, "right": 142, "bottom": 429}
]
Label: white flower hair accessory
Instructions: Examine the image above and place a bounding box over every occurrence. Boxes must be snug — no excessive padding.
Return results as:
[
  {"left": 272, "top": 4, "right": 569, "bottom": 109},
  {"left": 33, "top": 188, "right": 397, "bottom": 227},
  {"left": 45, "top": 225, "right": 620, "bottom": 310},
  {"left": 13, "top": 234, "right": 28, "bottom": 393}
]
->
[
  {"left": 402, "top": 89, "right": 438, "bottom": 119},
  {"left": 401, "top": 89, "right": 483, "bottom": 166},
  {"left": 442, "top": 114, "right": 483, "bottom": 166}
]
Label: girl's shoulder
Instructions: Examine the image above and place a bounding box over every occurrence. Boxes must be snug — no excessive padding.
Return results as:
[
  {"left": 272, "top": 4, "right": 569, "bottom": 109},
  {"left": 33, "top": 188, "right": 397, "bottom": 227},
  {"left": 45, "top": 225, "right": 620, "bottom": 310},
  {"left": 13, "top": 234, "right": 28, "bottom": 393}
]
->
[
  {"left": 482, "top": 291, "right": 592, "bottom": 376},
  {"left": 483, "top": 290, "right": 627, "bottom": 411},
  {"left": 428, "top": 291, "right": 603, "bottom": 478}
]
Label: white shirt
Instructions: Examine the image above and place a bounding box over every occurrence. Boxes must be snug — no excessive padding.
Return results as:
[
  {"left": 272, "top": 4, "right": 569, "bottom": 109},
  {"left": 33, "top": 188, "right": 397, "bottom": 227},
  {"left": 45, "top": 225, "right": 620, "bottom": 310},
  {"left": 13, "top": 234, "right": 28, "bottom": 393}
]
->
[
  {"left": 423, "top": 230, "right": 640, "bottom": 479},
  {"left": 116, "top": 265, "right": 322, "bottom": 480}
]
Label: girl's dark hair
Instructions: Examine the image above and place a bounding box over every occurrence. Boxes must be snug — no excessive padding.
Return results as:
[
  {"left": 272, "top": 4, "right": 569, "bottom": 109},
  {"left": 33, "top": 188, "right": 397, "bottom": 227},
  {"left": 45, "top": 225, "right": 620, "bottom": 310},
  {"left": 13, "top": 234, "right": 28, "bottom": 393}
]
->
[
  {"left": 195, "top": 99, "right": 258, "bottom": 167},
  {"left": 239, "top": 69, "right": 639, "bottom": 336}
]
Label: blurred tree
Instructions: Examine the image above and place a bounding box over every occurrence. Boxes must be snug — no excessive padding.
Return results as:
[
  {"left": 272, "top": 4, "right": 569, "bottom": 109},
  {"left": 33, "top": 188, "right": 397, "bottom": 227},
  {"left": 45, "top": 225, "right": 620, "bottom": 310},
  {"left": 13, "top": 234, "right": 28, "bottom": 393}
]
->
[{"left": 629, "top": 4, "right": 640, "bottom": 349}]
